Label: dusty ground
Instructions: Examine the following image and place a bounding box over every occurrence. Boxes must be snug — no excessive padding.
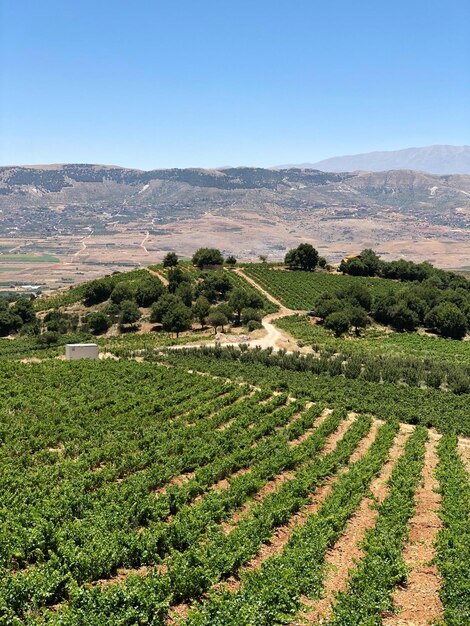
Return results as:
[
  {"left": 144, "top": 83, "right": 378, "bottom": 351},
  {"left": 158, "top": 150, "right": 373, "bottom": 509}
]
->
[{"left": 1, "top": 210, "right": 468, "bottom": 292}]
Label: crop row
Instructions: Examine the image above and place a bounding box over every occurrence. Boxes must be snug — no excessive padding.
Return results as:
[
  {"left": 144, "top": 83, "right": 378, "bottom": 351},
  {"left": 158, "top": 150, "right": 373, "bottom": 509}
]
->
[
  {"left": 156, "top": 348, "right": 470, "bottom": 435},
  {"left": 180, "top": 421, "right": 402, "bottom": 624},
  {"left": 243, "top": 264, "right": 399, "bottom": 310},
  {"left": 1, "top": 391, "right": 305, "bottom": 613},
  {"left": 325, "top": 426, "right": 428, "bottom": 624},
  {"left": 14, "top": 412, "right": 369, "bottom": 623},
  {"left": 436, "top": 435, "right": 470, "bottom": 625},
  {"left": 275, "top": 314, "right": 470, "bottom": 365}
]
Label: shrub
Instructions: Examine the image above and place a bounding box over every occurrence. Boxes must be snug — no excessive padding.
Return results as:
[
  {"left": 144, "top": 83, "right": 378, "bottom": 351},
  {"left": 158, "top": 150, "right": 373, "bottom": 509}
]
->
[
  {"left": 192, "top": 248, "right": 224, "bottom": 269},
  {"left": 87, "top": 312, "right": 111, "bottom": 335},
  {"left": 163, "top": 252, "right": 179, "bottom": 267}
]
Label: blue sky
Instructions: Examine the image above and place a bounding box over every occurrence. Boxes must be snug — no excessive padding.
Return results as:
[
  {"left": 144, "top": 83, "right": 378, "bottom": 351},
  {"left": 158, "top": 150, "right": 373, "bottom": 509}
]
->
[{"left": 1, "top": 0, "right": 469, "bottom": 169}]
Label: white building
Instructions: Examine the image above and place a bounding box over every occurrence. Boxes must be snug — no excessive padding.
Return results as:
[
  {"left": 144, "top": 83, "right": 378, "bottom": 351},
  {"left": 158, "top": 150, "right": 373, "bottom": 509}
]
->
[{"left": 65, "top": 343, "right": 99, "bottom": 361}]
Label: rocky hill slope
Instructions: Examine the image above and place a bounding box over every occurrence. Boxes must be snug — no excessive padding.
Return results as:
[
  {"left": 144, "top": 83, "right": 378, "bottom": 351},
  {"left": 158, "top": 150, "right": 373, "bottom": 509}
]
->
[{"left": 1, "top": 164, "right": 469, "bottom": 235}]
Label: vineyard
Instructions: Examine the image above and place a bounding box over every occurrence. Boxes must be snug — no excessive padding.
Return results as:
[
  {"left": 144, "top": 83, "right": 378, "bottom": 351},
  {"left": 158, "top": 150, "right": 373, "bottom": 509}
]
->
[
  {"left": 242, "top": 264, "right": 399, "bottom": 310},
  {"left": 275, "top": 315, "right": 470, "bottom": 365},
  {"left": 0, "top": 358, "right": 468, "bottom": 625}
]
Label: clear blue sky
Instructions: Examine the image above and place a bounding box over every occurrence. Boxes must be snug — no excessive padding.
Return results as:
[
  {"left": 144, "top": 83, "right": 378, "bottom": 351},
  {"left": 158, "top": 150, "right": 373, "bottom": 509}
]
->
[{"left": 1, "top": 0, "right": 469, "bottom": 169}]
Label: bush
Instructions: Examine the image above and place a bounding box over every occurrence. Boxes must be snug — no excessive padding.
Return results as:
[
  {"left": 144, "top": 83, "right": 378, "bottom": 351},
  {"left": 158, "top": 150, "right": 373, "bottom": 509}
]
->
[
  {"left": 285, "top": 243, "right": 319, "bottom": 271},
  {"left": 87, "top": 312, "right": 111, "bottom": 335},
  {"left": 324, "top": 311, "right": 351, "bottom": 337},
  {"left": 163, "top": 252, "right": 179, "bottom": 267},
  {"left": 425, "top": 302, "right": 467, "bottom": 340},
  {"left": 247, "top": 320, "right": 262, "bottom": 331},
  {"left": 192, "top": 248, "right": 224, "bottom": 269},
  {"left": 37, "top": 331, "right": 60, "bottom": 346}
]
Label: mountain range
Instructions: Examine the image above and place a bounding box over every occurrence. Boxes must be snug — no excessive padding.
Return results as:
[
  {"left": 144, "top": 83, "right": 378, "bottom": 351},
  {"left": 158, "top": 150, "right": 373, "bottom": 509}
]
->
[
  {"left": 274, "top": 145, "right": 470, "bottom": 175},
  {"left": 0, "top": 163, "right": 469, "bottom": 287}
]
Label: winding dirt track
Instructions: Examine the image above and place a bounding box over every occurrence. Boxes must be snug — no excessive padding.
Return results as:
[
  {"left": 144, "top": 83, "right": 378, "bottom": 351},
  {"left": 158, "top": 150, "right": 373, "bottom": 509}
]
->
[{"left": 146, "top": 266, "right": 169, "bottom": 286}]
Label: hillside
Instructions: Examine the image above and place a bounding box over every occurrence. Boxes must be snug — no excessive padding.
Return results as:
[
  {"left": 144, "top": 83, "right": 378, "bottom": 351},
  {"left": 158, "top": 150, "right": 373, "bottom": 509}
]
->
[
  {"left": 0, "top": 164, "right": 469, "bottom": 289},
  {"left": 276, "top": 144, "right": 470, "bottom": 175},
  {"left": 1, "top": 254, "right": 469, "bottom": 624}
]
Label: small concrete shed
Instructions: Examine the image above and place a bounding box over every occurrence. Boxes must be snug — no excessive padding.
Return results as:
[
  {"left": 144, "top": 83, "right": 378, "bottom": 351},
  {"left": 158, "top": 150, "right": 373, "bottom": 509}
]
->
[{"left": 65, "top": 343, "right": 99, "bottom": 361}]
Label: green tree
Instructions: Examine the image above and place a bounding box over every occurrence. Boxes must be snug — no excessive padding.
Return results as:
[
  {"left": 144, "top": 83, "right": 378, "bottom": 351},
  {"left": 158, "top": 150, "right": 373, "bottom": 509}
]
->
[
  {"left": 87, "top": 312, "right": 111, "bottom": 335},
  {"left": 389, "top": 302, "right": 419, "bottom": 332},
  {"left": 110, "top": 282, "right": 135, "bottom": 304},
  {"left": 225, "top": 255, "right": 237, "bottom": 267},
  {"left": 285, "top": 243, "right": 319, "bottom": 271},
  {"left": 324, "top": 311, "right": 351, "bottom": 337},
  {"left": 83, "top": 279, "right": 113, "bottom": 305},
  {"left": 349, "top": 306, "right": 369, "bottom": 336},
  {"left": 0, "top": 311, "right": 22, "bottom": 336},
  {"left": 215, "top": 302, "right": 234, "bottom": 322},
  {"left": 425, "top": 302, "right": 467, "bottom": 340},
  {"left": 315, "top": 294, "right": 344, "bottom": 319},
  {"left": 135, "top": 277, "right": 165, "bottom": 307},
  {"left": 176, "top": 282, "right": 194, "bottom": 308},
  {"left": 207, "top": 310, "right": 228, "bottom": 333},
  {"left": 167, "top": 267, "right": 190, "bottom": 293},
  {"left": 192, "top": 296, "right": 210, "bottom": 328},
  {"left": 150, "top": 294, "right": 184, "bottom": 323},
  {"left": 162, "top": 304, "right": 192, "bottom": 337},
  {"left": 44, "top": 311, "right": 78, "bottom": 334},
  {"left": 336, "top": 283, "right": 372, "bottom": 311},
  {"left": 195, "top": 272, "right": 232, "bottom": 303},
  {"left": 339, "top": 257, "right": 368, "bottom": 276},
  {"left": 163, "top": 252, "right": 179, "bottom": 267},
  {"left": 228, "top": 288, "right": 249, "bottom": 324},
  {"left": 192, "top": 248, "right": 224, "bottom": 269},
  {"left": 11, "top": 299, "right": 36, "bottom": 324},
  {"left": 241, "top": 307, "right": 263, "bottom": 325},
  {"left": 119, "top": 300, "right": 141, "bottom": 327},
  {"left": 359, "top": 248, "right": 382, "bottom": 276}
]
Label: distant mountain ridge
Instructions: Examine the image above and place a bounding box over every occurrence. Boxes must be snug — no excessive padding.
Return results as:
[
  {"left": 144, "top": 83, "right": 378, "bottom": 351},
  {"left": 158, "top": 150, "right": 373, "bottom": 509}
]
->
[
  {"left": 1, "top": 163, "right": 469, "bottom": 236},
  {"left": 0, "top": 163, "right": 469, "bottom": 276},
  {"left": 274, "top": 145, "right": 470, "bottom": 175}
]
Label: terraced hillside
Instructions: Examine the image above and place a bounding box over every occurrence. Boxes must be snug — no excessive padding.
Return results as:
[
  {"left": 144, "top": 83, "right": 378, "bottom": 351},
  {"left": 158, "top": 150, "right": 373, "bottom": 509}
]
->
[{"left": 0, "top": 358, "right": 468, "bottom": 625}]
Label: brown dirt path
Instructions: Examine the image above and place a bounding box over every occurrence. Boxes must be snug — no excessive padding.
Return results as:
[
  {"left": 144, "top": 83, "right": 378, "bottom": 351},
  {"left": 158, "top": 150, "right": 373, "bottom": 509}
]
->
[
  {"left": 221, "top": 411, "right": 356, "bottom": 533},
  {"left": 146, "top": 266, "right": 169, "bottom": 286},
  {"left": 165, "top": 415, "right": 374, "bottom": 625},
  {"left": 382, "top": 433, "right": 444, "bottom": 626},
  {"left": 224, "top": 416, "right": 382, "bottom": 588},
  {"left": 235, "top": 267, "right": 292, "bottom": 312},
  {"left": 457, "top": 436, "right": 470, "bottom": 475},
  {"left": 292, "top": 423, "right": 413, "bottom": 624}
]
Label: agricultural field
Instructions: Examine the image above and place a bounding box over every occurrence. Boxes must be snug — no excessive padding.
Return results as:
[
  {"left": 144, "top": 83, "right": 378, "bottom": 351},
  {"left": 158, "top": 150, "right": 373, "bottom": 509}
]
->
[
  {"left": 242, "top": 264, "right": 399, "bottom": 310},
  {"left": 0, "top": 256, "right": 469, "bottom": 625},
  {"left": 0, "top": 358, "right": 468, "bottom": 625},
  {"left": 275, "top": 315, "right": 470, "bottom": 365}
]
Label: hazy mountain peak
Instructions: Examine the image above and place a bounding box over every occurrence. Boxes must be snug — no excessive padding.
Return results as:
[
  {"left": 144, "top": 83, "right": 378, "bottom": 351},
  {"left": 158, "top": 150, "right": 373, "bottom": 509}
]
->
[{"left": 273, "top": 145, "right": 470, "bottom": 175}]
